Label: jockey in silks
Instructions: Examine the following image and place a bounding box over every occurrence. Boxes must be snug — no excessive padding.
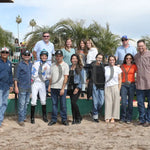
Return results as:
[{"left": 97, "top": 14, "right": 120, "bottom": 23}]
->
[{"left": 31, "top": 49, "right": 51, "bottom": 124}]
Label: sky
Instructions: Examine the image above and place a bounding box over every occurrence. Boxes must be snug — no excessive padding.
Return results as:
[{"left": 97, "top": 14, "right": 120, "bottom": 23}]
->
[{"left": 1, "top": 0, "right": 150, "bottom": 43}]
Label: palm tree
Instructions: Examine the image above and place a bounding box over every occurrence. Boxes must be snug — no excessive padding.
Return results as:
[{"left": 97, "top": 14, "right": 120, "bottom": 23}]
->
[
  {"left": 29, "top": 19, "right": 37, "bottom": 32},
  {"left": 24, "top": 25, "right": 55, "bottom": 50},
  {"left": 87, "top": 22, "right": 120, "bottom": 55},
  {"left": 141, "top": 35, "right": 150, "bottom": 50},
  {"left": 0, "top": 26, "right": 14, "bottom": 50},
  {"left": 53, "top": 19, "right": 89, "bottom": 48},
  {"left": 16, "top": 15, "right": 22, "bottom": 42},
  {"left": 53, "top": 19, "right": 120, "bottom": 54},
  {"left": 24, "top": 19, "right": 120, "bottom": 54}
]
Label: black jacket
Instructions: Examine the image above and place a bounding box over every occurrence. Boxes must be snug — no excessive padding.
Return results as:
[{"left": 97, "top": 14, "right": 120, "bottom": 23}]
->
[{"left": 87, "top": 61, "right": 105, "bottom": 100}]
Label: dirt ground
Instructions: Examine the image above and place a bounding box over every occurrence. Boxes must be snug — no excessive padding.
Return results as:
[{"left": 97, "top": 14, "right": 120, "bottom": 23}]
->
[{"left": 0, "top": 114, "right": 150, "bottom": 150}]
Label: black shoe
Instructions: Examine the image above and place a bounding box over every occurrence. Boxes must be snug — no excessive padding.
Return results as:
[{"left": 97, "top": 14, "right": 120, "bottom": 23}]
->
[
  {"left": 76, "top": 119, "right": 81, "bottom": 124},
  {"left": 31, "top": 118, "right": 35, "bottom": 124},
  {"left": 93, "top": 119, "right": 99, "bottom": 123},
  {"left": 80, "top": 116, "right": 82, "bottom": 121},
  {"left": 143, "top": 122, "right": 150, "bottom": 127},
  {"left": 43, "top": 117, "right": 48, "bottom": 122},
  {"left": 72, "top": 120, "right": 76, "bottom": 125},
  {"left": 48, "top": 121, "right": 56, "bottom": 126},
  {"left": 62, "top": 120, "right": 69, "bottom": 126},
  {"left": 76, "top": 116, "right": 82, "bottom": 124},
  {"left": 43, "top": 116, "right": 48, "bottom": 122},
  {"left": 135, "top": 121, "right": 145, "bottom": 126}
]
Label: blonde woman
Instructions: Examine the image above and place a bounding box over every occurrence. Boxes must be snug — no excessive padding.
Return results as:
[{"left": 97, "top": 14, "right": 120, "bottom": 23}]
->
[
  {"left": 61, "top": 38, "right": 75, "bottom": 65},
  {"left": 86, "top": 39, "right": 98, "bottom": 65}
]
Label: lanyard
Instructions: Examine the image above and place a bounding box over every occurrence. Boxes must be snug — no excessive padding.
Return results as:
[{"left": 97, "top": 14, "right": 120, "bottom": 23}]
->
[
  {"left": 106, "top": 66, "right": 114, "bottom": 83},
  {"left": 38, "top": 62, "right": 45, "bottom": 82}
]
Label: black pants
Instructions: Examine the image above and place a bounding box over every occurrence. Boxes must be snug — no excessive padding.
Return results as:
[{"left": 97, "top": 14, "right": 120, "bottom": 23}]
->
[{"left": 70, "top": 89, "right": 81, "bottom": 120}]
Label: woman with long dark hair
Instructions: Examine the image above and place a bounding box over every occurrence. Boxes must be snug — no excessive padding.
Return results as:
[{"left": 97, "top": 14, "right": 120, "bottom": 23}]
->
[
  {"left": 120, "top": 53, "right": 137, "bottom": 124},
  {"left": 67, "top": 54, "right": 84, "bottom": 124},
  {"left": 76, "top": 40, "right": 87, "bottom": 97}
]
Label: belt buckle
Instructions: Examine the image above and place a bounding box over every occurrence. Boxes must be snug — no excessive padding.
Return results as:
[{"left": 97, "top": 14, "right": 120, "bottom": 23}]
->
[{"left": 125, "top": 81, "right": 131, "bottom": 85}]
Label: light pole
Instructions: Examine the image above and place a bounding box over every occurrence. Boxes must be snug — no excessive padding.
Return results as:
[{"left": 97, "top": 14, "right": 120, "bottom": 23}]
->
[{"left": 16, "top": 15, "right": 22, "bottom": 43}]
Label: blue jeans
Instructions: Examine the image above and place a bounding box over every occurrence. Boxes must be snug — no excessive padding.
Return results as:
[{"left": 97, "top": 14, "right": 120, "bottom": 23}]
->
[
  {"left": 136, "top": 89, "right": 150, "bottom": 123},
  {"left": 0, "top": 89, "right": 9, "bottom": 126},
  {"left": 120, "top": 83, "right": 135, "bottom": 121},
  {"left": 92, "top": 84, "right": 104, "bottom": 119},
  {"left": 18, "top": 92, "right": 31, "bottom": 122},
  {"left": 51, "top": 89, "right": 67, "bottom": 122}
]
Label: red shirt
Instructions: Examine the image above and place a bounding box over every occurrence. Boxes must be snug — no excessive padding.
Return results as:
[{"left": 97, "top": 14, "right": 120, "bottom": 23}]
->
[{"left": 121, "top": 64, "right": 137, "bottom": 83}]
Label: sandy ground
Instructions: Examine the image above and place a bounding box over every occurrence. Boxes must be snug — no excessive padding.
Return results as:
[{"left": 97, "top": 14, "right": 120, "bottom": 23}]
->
[
  {"left": 0, "top": 114, "right": 150, "bottom": 150},
  {"left": 4, "top": 94, "right": 149, "bottom": 150}
]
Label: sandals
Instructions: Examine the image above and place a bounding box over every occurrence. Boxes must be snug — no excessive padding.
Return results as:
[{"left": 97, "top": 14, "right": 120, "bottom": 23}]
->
[
  {"left": 105, "top": 118, "right": 115, "bottom": 123},
  {"left": 105, "top": 119, "right": 109, "bottom": 123},
  {"left": 110, "top": 118, "right": 115, "bottom": 123}
]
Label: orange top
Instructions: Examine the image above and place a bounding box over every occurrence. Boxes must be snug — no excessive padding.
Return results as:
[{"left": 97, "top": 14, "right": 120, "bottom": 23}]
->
[{"left": 121, "top": 64, "right": 137, "bottom": 83}]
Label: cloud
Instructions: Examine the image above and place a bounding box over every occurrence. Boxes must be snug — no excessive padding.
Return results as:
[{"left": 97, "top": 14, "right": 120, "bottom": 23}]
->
[{"left": 1, "top": 0, "right": 150, "bottom": 41}]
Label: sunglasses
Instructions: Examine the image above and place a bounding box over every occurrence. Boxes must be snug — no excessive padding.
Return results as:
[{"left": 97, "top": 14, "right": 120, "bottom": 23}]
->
[
  {"left": 1, "top": 51, "right": 9, "bottom": 54},
  {"left": 24, "top": 54, "right": 30, "bottom": 56},
  {"left": 43, "top": 36, "right": 50, "bottom": 38},
  {"left": 122, "top": 39, "right": 128, "bottom": 42},
  {"left": 126, "top": 58, "right": 132, "bottom": 60}
]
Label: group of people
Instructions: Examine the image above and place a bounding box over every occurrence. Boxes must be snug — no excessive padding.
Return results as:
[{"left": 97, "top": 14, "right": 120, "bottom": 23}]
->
[{"left": 0, "top": 32, "right": 150, "bottom": 132}]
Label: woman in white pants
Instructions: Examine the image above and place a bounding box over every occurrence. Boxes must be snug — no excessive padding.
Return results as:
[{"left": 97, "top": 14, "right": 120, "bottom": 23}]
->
[{"left": 104, "top": 55, "right": 122, "bottom": 123}]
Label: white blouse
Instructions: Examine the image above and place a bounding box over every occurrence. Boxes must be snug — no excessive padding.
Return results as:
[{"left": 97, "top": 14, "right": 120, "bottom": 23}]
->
[
  {"left": 105, "top": 66, "right": 122, "bottom": 87},
  {"left": 86, "top": 47, "right": 98, "bottom": 64}
]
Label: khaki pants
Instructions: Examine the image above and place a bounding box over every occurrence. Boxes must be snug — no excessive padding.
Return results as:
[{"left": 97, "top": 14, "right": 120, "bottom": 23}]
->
[{"left": 105, "top": 84, "right": 120, "bottom": 120}]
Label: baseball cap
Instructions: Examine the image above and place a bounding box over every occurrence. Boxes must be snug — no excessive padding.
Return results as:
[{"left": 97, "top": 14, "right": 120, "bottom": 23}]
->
[
  {"left": 55, "top": 50, "right": 63, "bottom": 56},
  {"left": 1, "top": 47, "right": 9, "bottom": 52},
  {"left": 23, "top": 50, "right": 30, "bottom": 55},
  {"left": 121, "top": 35, "right": 128, "bottom": 40}
]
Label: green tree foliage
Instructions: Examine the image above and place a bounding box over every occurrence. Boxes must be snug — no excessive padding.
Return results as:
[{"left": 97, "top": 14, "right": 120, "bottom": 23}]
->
[
  {"left": 0, "top": 26, "right": 14, "bottom": 50},
  {"left": 24, "top": 25, "right": 55, "bottom": 51},
  {"left": 87, "top": 22, "right": 120, "bottom": 55},
  {"left": 25, "top": 19, "right": 121, "bottom": 55},
  {"left": 141, "top": 35, "right": 150, "bottom": 50}
]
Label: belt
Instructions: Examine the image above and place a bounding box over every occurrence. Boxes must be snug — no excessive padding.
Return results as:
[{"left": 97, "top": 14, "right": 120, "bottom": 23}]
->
[{"left": 122, "top": 82, "right": 135, "bottom": 85}]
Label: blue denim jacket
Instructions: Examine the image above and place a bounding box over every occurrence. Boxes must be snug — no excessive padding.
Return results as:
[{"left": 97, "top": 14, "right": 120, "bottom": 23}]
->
[
  {"left": 0, "top": 58, "right": 13, "bottom": 90},
  {"left": 14, "top": 61, "right": 32, "bottom": 91},
  {"left": 69, "top": 65, "right": 84, "bottom": 89}
]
